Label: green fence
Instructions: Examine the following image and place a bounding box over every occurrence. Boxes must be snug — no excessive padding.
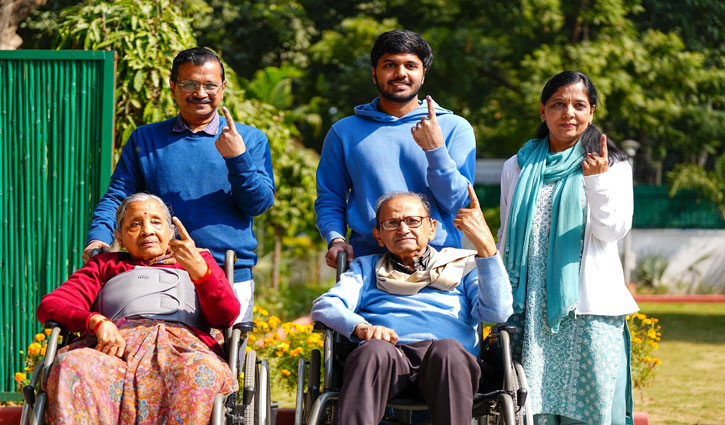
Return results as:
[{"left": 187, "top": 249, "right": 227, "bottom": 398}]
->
[
  {"left": 0, "top": 50, "right": 115, "bottom": 396},
  {"left": 475, "top": 184, "right": 725, "bottom": 229}
]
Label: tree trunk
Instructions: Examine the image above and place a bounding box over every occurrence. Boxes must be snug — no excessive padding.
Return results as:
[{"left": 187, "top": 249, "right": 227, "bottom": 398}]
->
[
  {"left": 0, "top": 0, "right": 47, "bottom": 50},
  {"left": 271, "top": 228, "right": 282, "bottom": 290}
]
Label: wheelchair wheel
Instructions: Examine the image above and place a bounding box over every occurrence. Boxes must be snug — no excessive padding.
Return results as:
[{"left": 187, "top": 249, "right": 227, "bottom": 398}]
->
[{"left": 243, "top": 350, "right": 257, "bottom": 425}]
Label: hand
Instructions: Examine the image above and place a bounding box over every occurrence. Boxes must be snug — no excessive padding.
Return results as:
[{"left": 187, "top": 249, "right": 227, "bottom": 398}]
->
[
  {"left": 216, "top": 106, "right": 247, "bottom": 157},
  {"left": 454, "top": 185, "right": 497, "bottom": 258},
  {"left": 82, "top": 241, "right": 110, "bottom": 262},
  {"left": 325, "top": 239, "right": 354, "bottom": 268},
  {"left": 582, "top": 134, "right": 609, "bottom": 176},
  {"left": 168, "top": 217, "right": 208, "bottom": 281},
  {"left": 89, "top": 315, "right": 125, "bottom": 358},
  {"left": 410, "top": 95, "right": 444, "bottom": 151},
  {"left": 354, "top": 323, "right": 399, "bottom": 345}
]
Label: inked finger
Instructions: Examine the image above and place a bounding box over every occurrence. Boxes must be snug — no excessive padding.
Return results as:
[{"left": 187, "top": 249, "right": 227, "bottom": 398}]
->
[
  {"left": 426, "top": 95, "right": 437, "bottom": 122},
  {"left": 172, "top": 217, "right": 191, "bottom": 240},
  {"left": 600, "top": 134, "right": 608, "bottom": 159},
  {"left": 467, "top": 185, "right": 480, "bottom": 209},
  {"left": 221, "top": 106, "right": 237, "bottom": 133}
]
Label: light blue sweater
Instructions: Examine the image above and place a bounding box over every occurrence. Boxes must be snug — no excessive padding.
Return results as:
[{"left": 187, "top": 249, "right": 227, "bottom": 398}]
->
[
  {"left": 314, "top": 98, "right": 476, "bottom": 256},
  {"left": 311, "top": 253, "right": 513, "bottom": 356}
]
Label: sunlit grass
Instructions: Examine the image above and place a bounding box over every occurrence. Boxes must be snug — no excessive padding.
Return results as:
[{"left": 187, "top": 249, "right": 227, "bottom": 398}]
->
[{"left": 634, "top": 302, "right": 725, "bottom": 425}]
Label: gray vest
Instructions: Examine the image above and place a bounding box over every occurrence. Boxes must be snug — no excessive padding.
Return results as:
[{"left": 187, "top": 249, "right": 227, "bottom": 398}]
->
[{"left": 94, "top": 266, "right": 209, "bottom": 332}]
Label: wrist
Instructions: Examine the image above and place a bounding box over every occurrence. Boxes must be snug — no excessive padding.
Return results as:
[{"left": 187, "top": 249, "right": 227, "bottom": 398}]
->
[
  {"left": 191, "top": 263, "right": 212, "bottom": 284},
  {"left": 328, "top": 237, "right": 346, "bottom": 249}
]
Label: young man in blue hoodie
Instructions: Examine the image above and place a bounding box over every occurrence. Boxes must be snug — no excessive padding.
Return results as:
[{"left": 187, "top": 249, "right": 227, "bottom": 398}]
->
[{"left": 315, "top": 29, "right": 476, "bottom": 268}]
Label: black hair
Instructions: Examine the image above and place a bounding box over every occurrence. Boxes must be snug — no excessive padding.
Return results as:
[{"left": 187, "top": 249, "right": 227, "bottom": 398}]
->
[
  {"left": 370, "top": 30, "right": 433, "bottom": 69},
  {"left": 536, "top": 71, "right": 627, "bottom": 164},
  {"left": 170, "top": 47, "right": 225, "bottom": 82}
]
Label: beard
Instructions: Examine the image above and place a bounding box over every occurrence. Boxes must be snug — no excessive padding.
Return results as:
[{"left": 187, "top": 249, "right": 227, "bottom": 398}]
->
[{"left": 376, "top": 78, "right": 422, "bottom": 104}]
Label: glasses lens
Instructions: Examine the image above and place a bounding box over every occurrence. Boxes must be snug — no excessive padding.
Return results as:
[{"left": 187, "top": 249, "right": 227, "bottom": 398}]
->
[
  {"left": 382, "top": 219, "right": 399, "bottom": 231},
  {"left": 178, "top": 81, "right": 219, "bottom": 94},
  {"left": 404, "top": 217, "right": 423, "bottom": 228}
]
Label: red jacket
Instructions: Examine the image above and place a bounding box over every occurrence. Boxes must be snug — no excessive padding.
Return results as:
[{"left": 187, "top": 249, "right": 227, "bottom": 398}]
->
[{"left": 37, "top": 251, "right": 240, "bottom": 354}]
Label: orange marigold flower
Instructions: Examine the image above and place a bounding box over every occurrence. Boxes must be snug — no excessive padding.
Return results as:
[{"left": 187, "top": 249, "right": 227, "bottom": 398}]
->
[
  {"left": 15, "top": 372, "right": 26, "bottom": 382},
  {"left": 27, "top": 343, "right": 42, "bottom": 355},
  {"left": 35, "top": 333, "right": 46, "bottom": 342},
  {"left": 44, "top": 328, "right": 52, "bottom": 336},
  {"left": 281, "top": 369, "right": 292, "bottom": 376}
]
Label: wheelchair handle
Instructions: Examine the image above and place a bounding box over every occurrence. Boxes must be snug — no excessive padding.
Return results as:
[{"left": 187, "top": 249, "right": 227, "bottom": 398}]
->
[
  {"left": 88, "top": 248, "right": 102, "bottom": 258},
  {"left": 336, "top": 250, "right": 348, "bottom": 281}
]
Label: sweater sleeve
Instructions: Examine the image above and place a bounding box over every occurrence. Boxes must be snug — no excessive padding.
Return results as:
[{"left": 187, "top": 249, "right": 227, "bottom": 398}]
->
[
  {"left": 36, "top": 256, "right": 109, "bottom": 332},
  {"left": 223, "top": 124, "right": 275, "bottom": 217},
  {"left": 314, "top": 127, "right": 352, "bottom": 244},
  {"left": 424, "top": 118, "right": 476, "bottom": 214},
  {"left": 583, "top": 161, "right": 633, "bottom": 242},
  {"left": 85, "top": 132, "right": 144, "bottom": 245},
  {"left": 469, "top": 254, "right": 513, "bottom": 324},
  {"left": 195, "top": 251, "right": 241, "bottom": 329},
  {"left": 310, "top": 259, "right": 368, "bottom": 338}
]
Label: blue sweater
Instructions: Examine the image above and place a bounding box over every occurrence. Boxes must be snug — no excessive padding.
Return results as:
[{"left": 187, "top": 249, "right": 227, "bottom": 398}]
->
[
  {"left": 311, "top": 253, "right": 513, "bottom": 356},
  {"left": 315, "top": 98, "right": 476, "bottom": 256},
  {"left": 85, "top": 115, "right": 275, "bottom": 281}
]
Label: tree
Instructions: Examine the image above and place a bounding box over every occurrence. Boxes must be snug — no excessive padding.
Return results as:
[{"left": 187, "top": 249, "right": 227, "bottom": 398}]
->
[
  {"left": 668, "top": 153, "right": 725, "bottom": 221},
  {"left": 0, "top": 0, "right": 46, "bottom": 49}
]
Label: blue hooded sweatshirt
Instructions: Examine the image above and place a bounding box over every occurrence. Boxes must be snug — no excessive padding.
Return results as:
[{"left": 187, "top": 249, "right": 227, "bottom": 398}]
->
[{"left": 315, "top": 97, "right": 476, "bottom": 256}]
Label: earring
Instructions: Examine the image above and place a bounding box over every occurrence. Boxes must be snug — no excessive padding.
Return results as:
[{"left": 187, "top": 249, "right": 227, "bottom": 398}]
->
[{"left": 541, "top": 117, "right": 545, "bottom": 122}]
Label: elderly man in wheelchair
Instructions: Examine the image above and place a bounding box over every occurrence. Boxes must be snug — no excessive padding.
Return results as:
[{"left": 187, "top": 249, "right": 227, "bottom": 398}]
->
[
  {"left": 33, "top": 193, "right": 241, "bottom": 424},
  {"left": 310, "top": 187, "right": 515, "bottom": 425}
]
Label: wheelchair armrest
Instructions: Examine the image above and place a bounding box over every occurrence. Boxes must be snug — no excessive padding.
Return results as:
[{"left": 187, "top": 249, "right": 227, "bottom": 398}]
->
[
  {"left": 313, "top": 321, "right": 331, "bottom": 331},
  {"left": 234, "top": 321, "right": 254, "bottom": 333},
  {"left": 43, "top": 321, "right": 67, "bottom": 332}
]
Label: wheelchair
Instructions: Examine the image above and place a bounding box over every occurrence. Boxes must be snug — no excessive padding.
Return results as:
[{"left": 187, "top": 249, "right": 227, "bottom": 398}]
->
[
  {"left": 20, "top": 250, "right": 272, "bottom": 425},
  {"left": 293, "top": 252, "right": 533, "bottom": 425}
]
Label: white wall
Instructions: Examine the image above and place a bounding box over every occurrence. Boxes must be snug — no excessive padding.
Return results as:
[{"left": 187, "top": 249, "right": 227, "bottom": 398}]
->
[{"left": 622, "top": 229, "right": 725, "bottom": 292}]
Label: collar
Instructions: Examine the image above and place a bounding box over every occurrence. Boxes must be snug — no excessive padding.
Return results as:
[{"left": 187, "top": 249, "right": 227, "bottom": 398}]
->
[
  {"left": 172, "top": 112, "right": 220, "bottom": 136},
  {"left": 388, "top": 246, "right": 431, "bottom": 273}
]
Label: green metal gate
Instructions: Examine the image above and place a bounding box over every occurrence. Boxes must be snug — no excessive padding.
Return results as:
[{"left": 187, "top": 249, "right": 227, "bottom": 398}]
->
[{"left": 0, "top": 50, "right": 115, "bottom": 396}]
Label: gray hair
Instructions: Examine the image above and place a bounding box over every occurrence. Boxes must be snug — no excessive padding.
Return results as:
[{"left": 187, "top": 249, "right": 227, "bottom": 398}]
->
[
  {"left": 115, "top": 193, "right": 173, "bottom": 230},
  {"left": 374, "top": 192, "right": 432, "bottom": 227}
]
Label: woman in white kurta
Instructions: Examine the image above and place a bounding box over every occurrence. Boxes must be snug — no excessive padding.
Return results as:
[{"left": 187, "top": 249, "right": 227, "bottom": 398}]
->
[{"left": 497, "top": 71, "right": 639, "bottom": 425}]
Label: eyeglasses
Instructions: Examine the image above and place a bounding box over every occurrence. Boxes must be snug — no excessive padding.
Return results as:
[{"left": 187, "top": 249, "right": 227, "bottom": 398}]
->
[
  {"left": 175, "top": 80, "right": 222, "bottom": 94},
  {"left": 379, "top": 216, "right": 429, "bottom": 231}
]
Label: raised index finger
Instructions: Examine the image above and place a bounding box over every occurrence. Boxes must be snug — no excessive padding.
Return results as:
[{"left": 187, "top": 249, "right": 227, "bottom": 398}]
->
[
  {"left": 221, "top": 106, "right": 237, "bottom": 133},
  {"left": 172, "top": 216, "right": 191, "bottom": 240},
  {"left": 467, "top": 185, "right": 480, "bottom": 209},
  {"left": 426, "top": 95, "right": 437, "bottom": 122},
  {"left": 600, "top": 134, "right": 608, "bottom": 159}
]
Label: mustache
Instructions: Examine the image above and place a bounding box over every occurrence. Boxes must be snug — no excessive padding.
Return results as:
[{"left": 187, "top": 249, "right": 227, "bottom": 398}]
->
[
  {"left": 187, "top": 97, "right": 212, "bottom": 104},
  {"left": 388, "top": 78, "right": 410, "bottom": 85}
]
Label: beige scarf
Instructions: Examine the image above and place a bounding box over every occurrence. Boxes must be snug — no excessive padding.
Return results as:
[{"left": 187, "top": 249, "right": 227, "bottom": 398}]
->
[{"left": 376, "top": 247, "right": 478, "bottom": 295}]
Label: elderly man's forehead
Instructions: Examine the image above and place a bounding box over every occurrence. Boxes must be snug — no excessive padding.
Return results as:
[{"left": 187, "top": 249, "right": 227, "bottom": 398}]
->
[{"left": 378, "top": 194, "right": 426, "bottom": 215}]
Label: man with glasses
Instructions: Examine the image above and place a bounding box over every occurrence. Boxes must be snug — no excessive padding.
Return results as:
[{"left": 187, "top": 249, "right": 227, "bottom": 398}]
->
[
  {"left": 83, "top": 47, "right": 274, "bottom": 324},
  {"left": 311, "top": 188, "right": 512, "bottom": 425},
  {"left": 315, "top": 29, "right": 476, "bottom": 270}
]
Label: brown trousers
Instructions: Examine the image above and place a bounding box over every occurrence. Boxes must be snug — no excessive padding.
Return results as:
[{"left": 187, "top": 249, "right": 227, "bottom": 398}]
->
[{"left": 333, "top": 339, "right": 499, "bottom": 425}]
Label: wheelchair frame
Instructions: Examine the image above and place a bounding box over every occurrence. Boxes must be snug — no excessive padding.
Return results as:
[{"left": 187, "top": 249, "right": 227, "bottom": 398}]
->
[
  {"left": 293, "top": 252, "right": 533, "bottom": 425},
  {"left": 20, "top": 250, "right": 272, "bottom": 425}
]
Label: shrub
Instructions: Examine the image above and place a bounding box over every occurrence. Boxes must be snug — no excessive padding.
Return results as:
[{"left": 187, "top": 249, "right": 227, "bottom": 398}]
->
[
  {"left": 248, "top": 306, "right": 324, "bottom": 391},
  {"left": 14, "top": 329, "right": 64, "bottom": 392},
  {"left": 627, "top": 313, "right": 662, "bottom": 391}
]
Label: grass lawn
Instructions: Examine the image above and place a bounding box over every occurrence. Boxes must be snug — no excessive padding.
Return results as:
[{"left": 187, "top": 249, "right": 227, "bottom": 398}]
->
[{"left": 633, "top": 302, "right": 725, "bottom": 425}]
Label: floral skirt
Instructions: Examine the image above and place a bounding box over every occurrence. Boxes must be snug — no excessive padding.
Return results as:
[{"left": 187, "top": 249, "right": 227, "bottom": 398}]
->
[{"left": 45, "top": 319, "right": 237, "bottom": 424}]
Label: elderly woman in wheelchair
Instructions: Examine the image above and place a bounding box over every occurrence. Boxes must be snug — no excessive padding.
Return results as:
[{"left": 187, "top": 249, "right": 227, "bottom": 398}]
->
[
  {"left": 35, "top": 193, "right": 240, "bottom": 424},
  {"left": 309, "top": 188, "right": 514, "bottom": 425}
]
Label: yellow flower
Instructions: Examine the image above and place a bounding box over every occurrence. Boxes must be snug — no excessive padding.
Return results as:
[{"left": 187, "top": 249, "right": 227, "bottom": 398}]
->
[
  {"left": 27, "top": 343, "right": 42, "bottom": 355},
  {"left": 289, "top": 347, "right": 304, "bottom": 357},
  {"left": 44, "top": 328, "right": 52, "bottom": 336},
  {"left": 654, "top": 358, "right": 662, "bottom": 365},
  {"left": 268, "top": 316, "right": 281, "bottom": 329},
  {"left": 276, "top": 342, "right": 290, "bottom": 353},
  {"left": 643, "top": 356, "right": 652, "bottom": 362},
  {"left": 650, "top": 342, "right": 659, "bottom": 350},
  {"left": 41, "top": 346, "right": 47, "bottom": 356},
  {"left": 35, "top": 333, "right": 46, "bottom": 342},
  {"left": 643, "top": 319, "right": 652, "bottom": 325},
  {"left": 281, "top": 369, "right": 292, "bottom": 376},
  {"left": 15, "top": 372, "right": 26, "bottom": 382},
  {"left": 307, "top": 334, "right": 321, "bottom": 345}
]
